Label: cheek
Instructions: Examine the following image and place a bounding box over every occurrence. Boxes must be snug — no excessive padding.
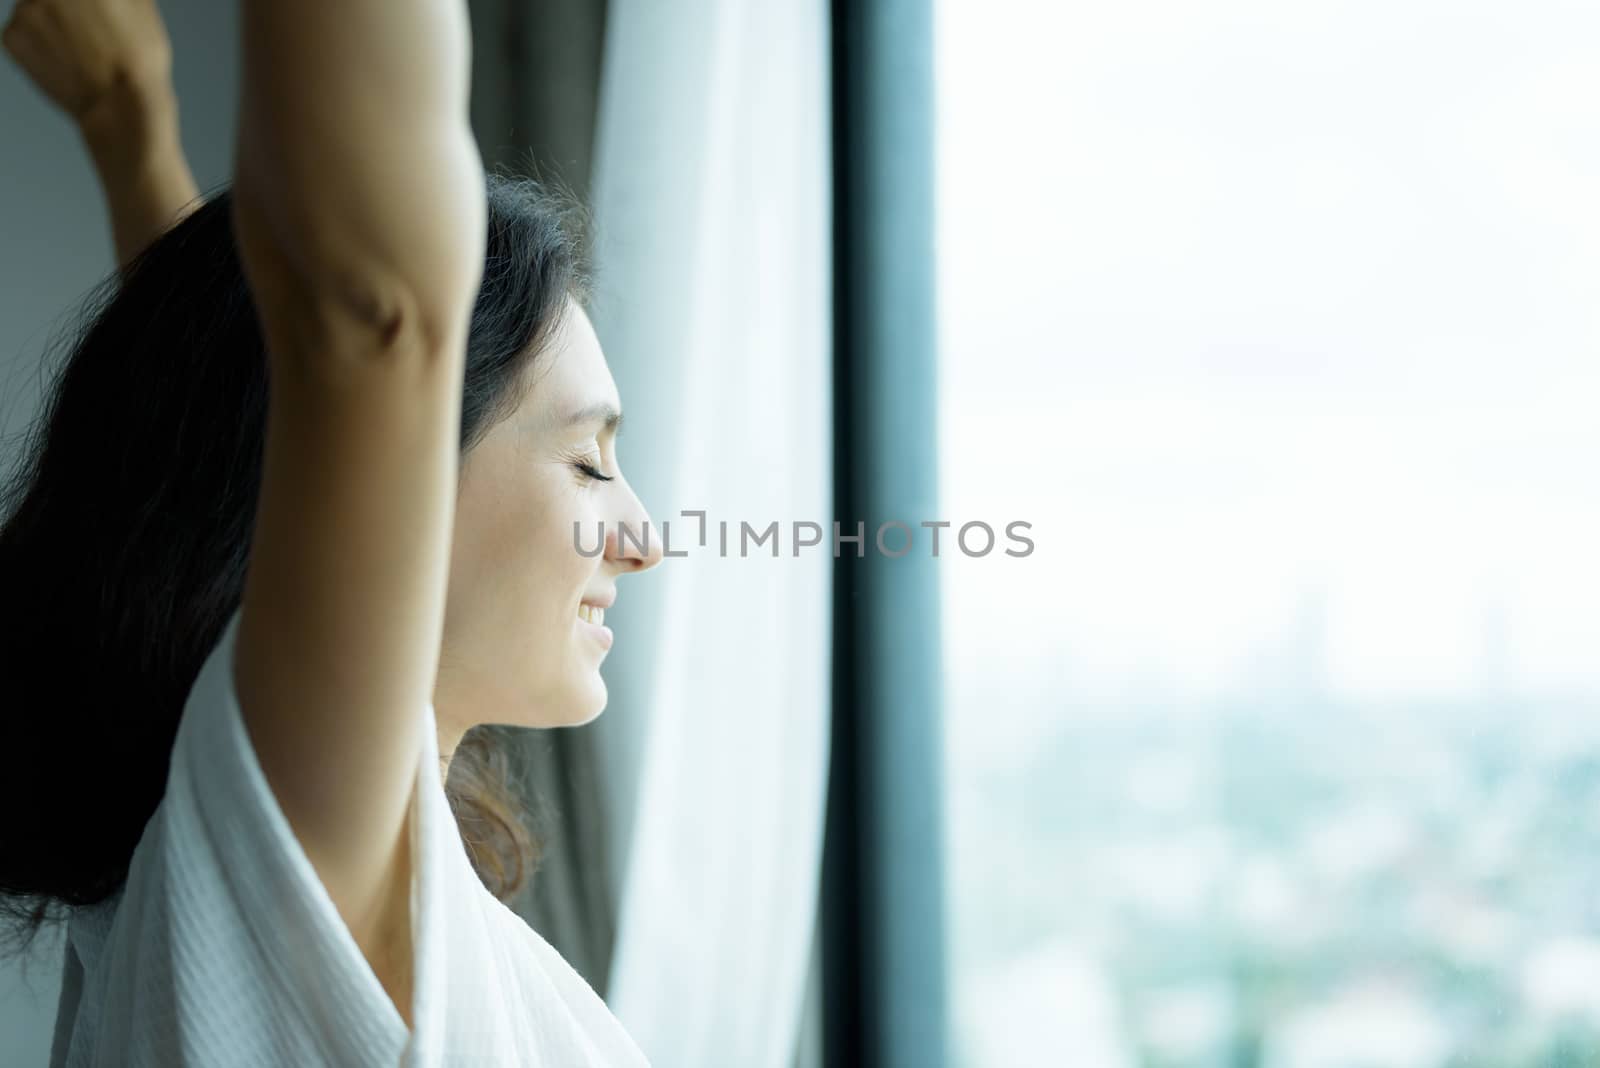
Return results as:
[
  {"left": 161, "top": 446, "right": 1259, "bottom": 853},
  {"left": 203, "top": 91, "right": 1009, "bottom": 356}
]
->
[
  {"left": 460, "top": 460, "right": 603, "bottom": 635},
  {"left": 525, "top": 518, "right": 584, "bottom": 613},
  {"left": 520, "top": 487, "right": 603, "bottom": 617}
]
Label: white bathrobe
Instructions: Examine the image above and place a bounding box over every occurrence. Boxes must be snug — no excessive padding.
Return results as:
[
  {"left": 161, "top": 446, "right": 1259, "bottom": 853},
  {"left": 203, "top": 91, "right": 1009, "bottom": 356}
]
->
[{"left": 48, "top": 606, "right": 648, "bottom": 1067}]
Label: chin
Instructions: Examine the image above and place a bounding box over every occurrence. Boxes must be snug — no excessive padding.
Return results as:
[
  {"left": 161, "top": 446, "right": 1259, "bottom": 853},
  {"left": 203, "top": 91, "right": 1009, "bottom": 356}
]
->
[{"left": 552, "top": 674, "right": 608, "bottom": 727}]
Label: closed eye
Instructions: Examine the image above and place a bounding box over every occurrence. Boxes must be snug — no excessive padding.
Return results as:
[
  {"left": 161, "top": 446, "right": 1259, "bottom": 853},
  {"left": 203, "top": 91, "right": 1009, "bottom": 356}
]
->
[{"left": 571, "top": 459, "right": 615, "bottom": 483}]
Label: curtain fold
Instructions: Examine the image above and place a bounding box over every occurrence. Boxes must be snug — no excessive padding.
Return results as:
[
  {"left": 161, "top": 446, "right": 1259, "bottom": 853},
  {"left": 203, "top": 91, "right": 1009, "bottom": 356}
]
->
[{"left": 587, "top": 1, "right": 833, "bottom": 1064}]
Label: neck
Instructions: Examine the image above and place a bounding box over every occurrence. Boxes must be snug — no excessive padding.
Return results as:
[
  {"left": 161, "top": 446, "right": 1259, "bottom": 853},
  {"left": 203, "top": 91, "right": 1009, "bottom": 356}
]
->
[{"left": 435, "top": 708, "right": 467, "bottom": 786}]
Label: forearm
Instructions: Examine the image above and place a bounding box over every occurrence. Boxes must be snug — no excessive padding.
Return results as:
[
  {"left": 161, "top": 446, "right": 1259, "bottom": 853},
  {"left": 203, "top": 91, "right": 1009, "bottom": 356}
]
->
[{"left": 78, "top": 79, "right": 200, "bottom": 270}]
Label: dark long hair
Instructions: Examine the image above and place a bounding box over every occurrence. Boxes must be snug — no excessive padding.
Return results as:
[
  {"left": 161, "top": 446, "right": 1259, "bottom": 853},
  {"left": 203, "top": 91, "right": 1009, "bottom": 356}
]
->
[{"left": 0, "top": 173, "right": 591, "bottom": 952}]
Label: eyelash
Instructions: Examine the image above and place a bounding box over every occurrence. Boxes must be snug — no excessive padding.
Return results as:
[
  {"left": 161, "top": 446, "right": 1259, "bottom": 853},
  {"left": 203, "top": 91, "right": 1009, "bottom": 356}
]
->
[{"left": 570, "top": 459, "right": 615, "bottom": 483}]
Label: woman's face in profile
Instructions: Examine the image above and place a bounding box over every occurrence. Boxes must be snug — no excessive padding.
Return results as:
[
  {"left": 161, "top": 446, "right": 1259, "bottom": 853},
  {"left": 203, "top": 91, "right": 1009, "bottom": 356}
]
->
[{"left": 436, "top": 297, "right": 662, "bottom": 736}]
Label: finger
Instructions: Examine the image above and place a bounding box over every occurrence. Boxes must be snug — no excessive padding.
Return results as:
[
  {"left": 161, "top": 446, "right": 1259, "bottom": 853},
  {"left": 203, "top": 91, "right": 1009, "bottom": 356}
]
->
[
  {"left": 1, "top": 17, "right": 38, "bottom": 61},
  {"left": 1, "top": 5, "right": 29, "bottom": 43},
  {"left": 2, "top": 2, "right": 47, "bottom": 49},
  {"left": 3, "top": 0, "right": 39, "bottom": 36}
]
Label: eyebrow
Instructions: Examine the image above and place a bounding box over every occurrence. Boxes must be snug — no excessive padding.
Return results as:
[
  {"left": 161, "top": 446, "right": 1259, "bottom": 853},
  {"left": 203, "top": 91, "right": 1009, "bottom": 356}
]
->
[{"left": 555, "top": 402, "right": 625, "bottom": 437}]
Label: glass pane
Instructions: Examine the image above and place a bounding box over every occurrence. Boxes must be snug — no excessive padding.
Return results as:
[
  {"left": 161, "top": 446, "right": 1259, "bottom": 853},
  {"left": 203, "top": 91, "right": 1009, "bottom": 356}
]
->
[{"left": 936, "top": 2, "right": 1600, "bottom": 1065}]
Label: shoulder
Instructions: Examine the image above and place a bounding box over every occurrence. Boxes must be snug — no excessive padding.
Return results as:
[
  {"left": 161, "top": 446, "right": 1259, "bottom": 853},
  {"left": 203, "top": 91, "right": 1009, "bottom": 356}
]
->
[{"left": 472, "top": 892, "right": 650, "bottom": 1064}]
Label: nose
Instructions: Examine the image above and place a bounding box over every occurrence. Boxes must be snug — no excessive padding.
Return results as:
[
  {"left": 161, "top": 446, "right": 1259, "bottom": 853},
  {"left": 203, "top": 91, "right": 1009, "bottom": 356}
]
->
[{"left": 607, "top": 496, "right": 665, "bottom": 574}]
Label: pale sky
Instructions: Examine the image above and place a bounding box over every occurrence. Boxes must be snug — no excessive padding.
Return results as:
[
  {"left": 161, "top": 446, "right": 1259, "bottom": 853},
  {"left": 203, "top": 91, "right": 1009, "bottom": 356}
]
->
[{"left": 935, "top": 0, "right": 1600, "bottom": 708}]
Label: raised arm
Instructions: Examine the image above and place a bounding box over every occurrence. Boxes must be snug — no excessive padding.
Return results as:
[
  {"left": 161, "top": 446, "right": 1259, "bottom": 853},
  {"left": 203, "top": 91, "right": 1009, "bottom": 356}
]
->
[
  {"left": 2, "top": 0, "right": 201, "bottom": 271},
  {"left": 228, "top": 0, "right": 485, "bottom": 1005}
]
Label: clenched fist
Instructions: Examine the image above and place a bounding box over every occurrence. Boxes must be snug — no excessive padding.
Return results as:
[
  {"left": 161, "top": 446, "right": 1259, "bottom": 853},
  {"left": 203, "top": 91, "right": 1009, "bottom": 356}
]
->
[
  {"left": 2, "top": 0, "right": 175, "bottom": 123},
  {"left": 3, "top": 0, "right": 197, "bottom": 269}
]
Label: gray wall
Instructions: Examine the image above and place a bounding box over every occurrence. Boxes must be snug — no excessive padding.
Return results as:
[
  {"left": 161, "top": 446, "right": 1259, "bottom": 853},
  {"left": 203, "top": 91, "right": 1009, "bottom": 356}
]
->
[{"left": 0, "top": 2, "right": 239, "bottom": 1060}]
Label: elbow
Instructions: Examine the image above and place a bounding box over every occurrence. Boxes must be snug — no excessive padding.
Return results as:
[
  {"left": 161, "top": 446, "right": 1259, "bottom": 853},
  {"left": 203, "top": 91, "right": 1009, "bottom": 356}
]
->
[{"left": 294, "top": 268, "right": 471, "bottom": 377}]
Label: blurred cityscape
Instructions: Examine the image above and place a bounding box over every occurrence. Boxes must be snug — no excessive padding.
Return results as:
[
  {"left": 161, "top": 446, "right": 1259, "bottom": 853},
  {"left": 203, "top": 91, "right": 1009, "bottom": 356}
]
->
[{"left": 948, "top": 597, "right": 1600, "bottom": 1068}]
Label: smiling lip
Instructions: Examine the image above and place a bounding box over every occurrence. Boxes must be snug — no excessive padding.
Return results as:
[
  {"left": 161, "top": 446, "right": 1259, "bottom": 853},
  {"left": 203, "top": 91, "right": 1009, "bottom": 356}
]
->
[
  {"left": 578, "top": 615, "right": 613, "bottom": 650},
  {"left": 578, "top": 592, "right": 615, "bottom": 651}
]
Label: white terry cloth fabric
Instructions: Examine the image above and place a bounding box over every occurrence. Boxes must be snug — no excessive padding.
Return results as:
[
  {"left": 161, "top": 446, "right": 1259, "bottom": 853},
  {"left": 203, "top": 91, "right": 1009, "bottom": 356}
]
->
[{"left": 48, "top": 605, "right": 648, "bottom": 1067}]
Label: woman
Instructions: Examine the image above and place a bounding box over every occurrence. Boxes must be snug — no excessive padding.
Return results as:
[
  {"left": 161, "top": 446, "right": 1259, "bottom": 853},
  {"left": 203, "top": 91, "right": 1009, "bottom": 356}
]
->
[{"left": 0, "top": 0, "right": 663, "bottom": 1064}]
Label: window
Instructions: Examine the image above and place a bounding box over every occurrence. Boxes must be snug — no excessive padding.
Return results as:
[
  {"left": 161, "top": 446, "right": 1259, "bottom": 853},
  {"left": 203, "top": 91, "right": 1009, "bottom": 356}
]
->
[{"left": 937, "top": 2, "right": 1600, "bottom": 1063}]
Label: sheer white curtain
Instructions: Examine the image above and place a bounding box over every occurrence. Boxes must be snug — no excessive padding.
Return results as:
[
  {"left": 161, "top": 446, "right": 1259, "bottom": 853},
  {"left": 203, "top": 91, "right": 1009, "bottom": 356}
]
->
[{"left": 586, "top": 1, "right": 831, "bottom": 1065}]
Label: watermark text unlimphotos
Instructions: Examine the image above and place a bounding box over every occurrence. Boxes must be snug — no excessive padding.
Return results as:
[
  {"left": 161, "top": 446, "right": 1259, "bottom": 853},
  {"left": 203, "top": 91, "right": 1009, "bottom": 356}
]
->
[{"left": 574, "top": 511, "right": 1034, "bottom": 559}]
